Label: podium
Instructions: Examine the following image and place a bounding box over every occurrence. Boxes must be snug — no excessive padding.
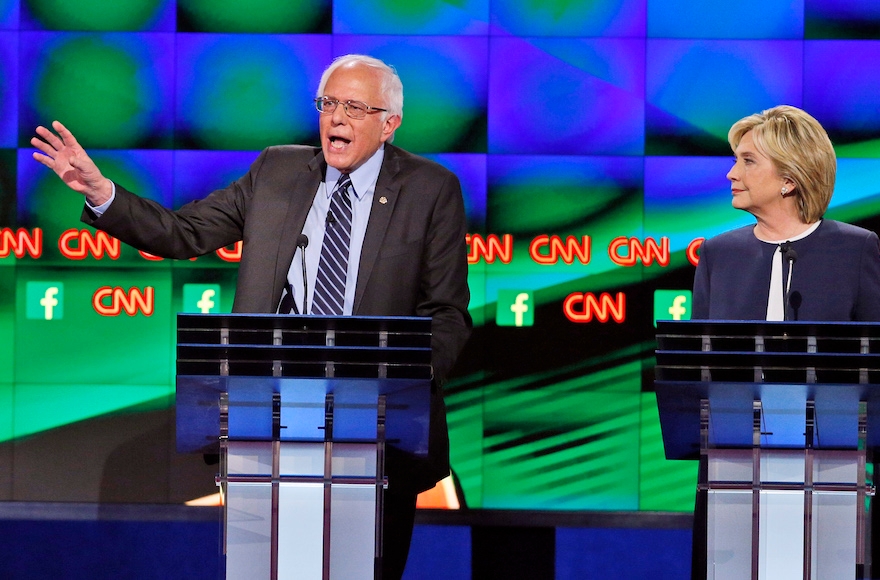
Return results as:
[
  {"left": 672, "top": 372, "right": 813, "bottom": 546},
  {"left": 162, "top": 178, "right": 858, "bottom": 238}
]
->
[
  {"left": 175, "top": 314, "right": 433, "bottom": 580},
  {"left": 654, "top": 320, "right": 880, "bottom": 580}
]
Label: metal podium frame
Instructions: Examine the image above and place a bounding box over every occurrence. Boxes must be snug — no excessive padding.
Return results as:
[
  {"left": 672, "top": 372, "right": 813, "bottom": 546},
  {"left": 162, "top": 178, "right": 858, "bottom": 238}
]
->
[
  {"left": 175, "top": 314, "right": 433, "bottom": 580},
  {"left": 655, "top": 320, "right": 880, "bottom": 580}
]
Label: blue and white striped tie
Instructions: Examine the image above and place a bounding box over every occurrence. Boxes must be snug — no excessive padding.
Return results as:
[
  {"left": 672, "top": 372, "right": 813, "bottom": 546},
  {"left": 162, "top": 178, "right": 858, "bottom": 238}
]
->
[{"left": 311, "top": 174, "right": 353, "bottom": 315}]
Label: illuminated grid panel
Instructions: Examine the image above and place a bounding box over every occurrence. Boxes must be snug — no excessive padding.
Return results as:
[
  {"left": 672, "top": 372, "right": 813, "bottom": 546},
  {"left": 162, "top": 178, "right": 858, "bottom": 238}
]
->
[
  {"left": 803, "top": 41, "right": 880, "bottom": 155},
  {"left": 19, "top": 32, "right": 175, "bottom": 149},
  {"left": 645, "top": 39, "right": 803, "bottom": 156},
  {"left": 334, "top": 0, "right": 488, "bottom": 35},
  {"left": 0, "top": 32, "right": 16, "bottom": 147},
  {"left": 805, "top": 0, "right": 880, "bottom": 38},
  {"left": 491, "top": 0, "right": 645, "bottom": 37},
  {"left": 824, "top": 159, "right": 880, "bottom": 225},
  {"left": 174, "top": 34, "right": 328, "bottom": 151},
  {"left": 0, "top": 0, "right": 17, "bottom": 29},
  {"left": 20, "top": 0, "right": 175, "bottom": 31},
  {"left": 488, "top": 37, "right": 644, "bottom": 156},
  {"left": 331, "top": 35, "right": 489, "bottom": 153},
  {"left": 647, "top": 0, "right": 803, "bottom": 39},
  {"left": 177, "top": 0, "right": 330, "bottom": 33}
]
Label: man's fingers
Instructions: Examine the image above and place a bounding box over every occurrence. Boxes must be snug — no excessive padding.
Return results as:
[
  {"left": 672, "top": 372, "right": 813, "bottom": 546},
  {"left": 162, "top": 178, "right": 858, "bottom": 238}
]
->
[
  {"left": 52, "top": 120, "right": 78, "bottom": 147},
  {"left": 34, "top": 125, "right": 65, "bottom": 152},
  {"left": 30, "top": 135, "right": 56, "bottom": 157}
]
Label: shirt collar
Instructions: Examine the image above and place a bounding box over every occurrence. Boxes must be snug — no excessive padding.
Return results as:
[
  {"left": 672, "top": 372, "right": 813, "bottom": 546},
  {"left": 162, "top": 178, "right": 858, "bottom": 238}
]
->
[{"left": 324, "top": 145, "right": 385, "bottom": 201}]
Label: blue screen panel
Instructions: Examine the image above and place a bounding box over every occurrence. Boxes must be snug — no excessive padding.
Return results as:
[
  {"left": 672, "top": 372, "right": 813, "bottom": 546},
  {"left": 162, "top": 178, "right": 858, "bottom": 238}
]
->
[
  {"left": 491, "top": 0, "right": 645, "bottom": 38},
  {"left": 805, "top": 0, "right": 880, "bottom": 38},
  {"left": 804, "top": 40, "right": 880, "bottom": 154},
  {"left": 424, "top": 153, "right": 488, "bottom": 231},
  {"left": 173, "top": 150, "right": 261, "bottom": 208},
  {"left": 19, "top": 32, "right": 175, "bottom": 149},
  {"left": 646, "top": 39, "right": 803, "bottom": 155},
  {"left": 648, "top": 0, "right": 803, "bottom": 39},
  {"left": 643, "top": 156, "right": 750, "bottom": 248},
  {"left": 331, "top": 35, "right": 488, "bottom": 154},
  {"left": 0, "top": 33, "right": 16, "bottom": 147},
  {"left": 335, "top": 0, "right": 488, "bottom": 35},
  {"left": 489, "top": 37, "right": 644, "bottom": 156},
  {"left": 174, "top": 34, "right": 329, "bottom": 151},
  {"left": 0, "top": 0, "right": 17, "bottom": 30}
]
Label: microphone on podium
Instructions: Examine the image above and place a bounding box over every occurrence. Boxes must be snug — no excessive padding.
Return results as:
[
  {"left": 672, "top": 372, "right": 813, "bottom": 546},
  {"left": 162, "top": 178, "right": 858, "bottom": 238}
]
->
[
  {"left": 781, "top": 242, "right": 798, "bottom": 320},
  {"left": 297, "top": 235, "right": 309, "bottom": 314}
]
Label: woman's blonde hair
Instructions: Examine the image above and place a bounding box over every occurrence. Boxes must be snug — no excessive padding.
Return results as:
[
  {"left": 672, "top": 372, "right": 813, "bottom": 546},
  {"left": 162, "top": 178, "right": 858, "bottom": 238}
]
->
[{"left": 728, "top": 105, "right": 836, "bottom": 223}]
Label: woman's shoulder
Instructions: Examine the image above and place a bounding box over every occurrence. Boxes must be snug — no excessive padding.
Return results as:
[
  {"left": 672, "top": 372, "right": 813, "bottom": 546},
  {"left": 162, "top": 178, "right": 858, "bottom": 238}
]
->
[
  {"left": 818, "top": 219, "right": 877, "bottom": 241},
  {"left": 702, "top": 224, "right": 755, "bottom": 249}
]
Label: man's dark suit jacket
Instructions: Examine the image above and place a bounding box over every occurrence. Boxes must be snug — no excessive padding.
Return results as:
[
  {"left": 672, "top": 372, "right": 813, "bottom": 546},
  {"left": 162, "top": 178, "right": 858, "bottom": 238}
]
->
[{"left": 83, "top": 143, "right": 472, "bottom": 492}]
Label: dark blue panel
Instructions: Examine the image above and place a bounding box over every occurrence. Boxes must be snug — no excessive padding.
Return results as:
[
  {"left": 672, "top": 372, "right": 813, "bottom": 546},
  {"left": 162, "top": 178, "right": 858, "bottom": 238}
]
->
[{"left": 556, "top": 527, "right": 691, "bottom": 580}]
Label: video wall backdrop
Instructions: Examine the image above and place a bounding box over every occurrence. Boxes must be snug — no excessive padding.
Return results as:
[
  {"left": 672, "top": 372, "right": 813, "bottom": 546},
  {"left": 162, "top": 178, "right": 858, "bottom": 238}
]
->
[{"left": 3, "top": 0, "right": 880, "bottom": 511}]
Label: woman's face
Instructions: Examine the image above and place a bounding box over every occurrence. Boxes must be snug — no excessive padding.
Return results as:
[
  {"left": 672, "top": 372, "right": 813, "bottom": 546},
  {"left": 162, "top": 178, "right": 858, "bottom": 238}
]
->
[{"left": 727, "top": 130, "right": 790, "bottom": 216}]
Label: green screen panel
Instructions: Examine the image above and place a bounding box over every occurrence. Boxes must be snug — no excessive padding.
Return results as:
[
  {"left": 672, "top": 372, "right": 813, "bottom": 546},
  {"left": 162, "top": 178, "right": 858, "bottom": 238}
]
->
[
  {"left": 177, "top": 0, "right": 330, "bottom": 33},
  {"left": 638, "top": 392, "right": 697, "bottom": 512},
  {"left": 11, "top": 382, "right": 172, "bottom": 441},
  {"left": 0, "top": 264, "right": 13, "bottom": 383},
  {"left": 22, "top": 0, "right": 173, "bottom": 31},
  {"left": 0, "top": 382, "right": 10, "bottom": 499},
  {"left": 478, "top": 360, "right": 642, "bottom": 510},
  {"left": 14, "top": 266, "right": 174, "bottom": 386}
]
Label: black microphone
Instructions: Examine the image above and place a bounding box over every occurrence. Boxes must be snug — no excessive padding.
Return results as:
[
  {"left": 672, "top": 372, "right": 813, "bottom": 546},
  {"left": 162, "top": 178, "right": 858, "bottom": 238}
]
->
[
  {"left": 327, "top": 210, "right": 335, "bottom": 224},
  {"left": 789, "top": 291, "right": 802, "bottom": 321},
  {"left": 781, "top": 242, "right": 797, "bottom": 320},
  {"left": 297, "top": 234, "right": 309, "bottom": 315}
]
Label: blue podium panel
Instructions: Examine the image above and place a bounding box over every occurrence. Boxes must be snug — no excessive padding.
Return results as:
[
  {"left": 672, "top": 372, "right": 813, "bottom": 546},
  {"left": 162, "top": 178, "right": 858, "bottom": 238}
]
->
[
  {"left": 654, "top": 320, "right": 879, "bottom": 580},
  {"left": 174, "top": 314, "right": 433, "bottom": 580}
]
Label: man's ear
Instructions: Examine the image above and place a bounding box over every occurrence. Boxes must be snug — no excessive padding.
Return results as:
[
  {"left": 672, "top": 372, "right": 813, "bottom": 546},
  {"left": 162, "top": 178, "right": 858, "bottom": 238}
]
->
[{"left": 381, "top": 115, "right": 402, "bottom": 142}]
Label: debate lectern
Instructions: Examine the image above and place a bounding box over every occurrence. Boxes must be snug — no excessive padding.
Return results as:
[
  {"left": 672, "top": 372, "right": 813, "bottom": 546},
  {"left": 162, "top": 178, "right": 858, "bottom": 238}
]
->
[
  {"left": 655, "top": 320, "right": 880, "bottom": 580},
  {"left": 175, "top": 314, "right": 433, "bottom": 580}
]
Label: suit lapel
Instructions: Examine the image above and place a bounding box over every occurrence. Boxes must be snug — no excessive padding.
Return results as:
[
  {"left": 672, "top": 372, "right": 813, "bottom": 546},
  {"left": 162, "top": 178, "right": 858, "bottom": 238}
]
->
[
  {"left": 354, "top": 145, "right": 402, "bottom": 313},
  {"left": 272, "top": 151, "right": 326, "bottom": 300}
]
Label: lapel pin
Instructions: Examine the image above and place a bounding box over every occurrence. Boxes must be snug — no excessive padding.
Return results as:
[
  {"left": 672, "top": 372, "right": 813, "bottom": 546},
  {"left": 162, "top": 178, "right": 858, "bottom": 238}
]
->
[{"left": 379, "top": 196, "right": 388, "bottom": 204}]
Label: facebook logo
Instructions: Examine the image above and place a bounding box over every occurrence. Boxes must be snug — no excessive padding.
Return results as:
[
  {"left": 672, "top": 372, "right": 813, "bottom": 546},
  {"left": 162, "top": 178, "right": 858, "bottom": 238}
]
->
[
  {"left": 26, "top": 282, "right": 64, "bottom": 320},
  {"left": 497, "top": 290, "right": 534, "bottom": 327},
  {"left": 183, "top": 284, "right": 221, "bottom": 314},
  {"left": 653, "top": 290, "right": 692, "bottom": 327}
]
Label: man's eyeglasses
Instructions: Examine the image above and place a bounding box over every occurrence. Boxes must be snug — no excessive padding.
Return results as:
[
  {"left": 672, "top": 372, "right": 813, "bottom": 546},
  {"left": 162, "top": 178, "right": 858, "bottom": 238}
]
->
[{"left": 314, "top": 97, "right": 387, "bottom": 120}]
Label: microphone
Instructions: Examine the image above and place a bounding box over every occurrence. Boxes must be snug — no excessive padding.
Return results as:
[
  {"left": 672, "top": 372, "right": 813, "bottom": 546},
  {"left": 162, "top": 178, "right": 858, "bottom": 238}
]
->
[
  {"left": 327, "top": 210, "right": 335, "bottom": 224},
  {"left": 789, "top": 291, "right": 802, "bottom": 321},
  {"left": 781, "top": 242, "right": 797, "bottom": 320},
  {"left": 297, "top": 234, "right": 309, "bottom": 315}
]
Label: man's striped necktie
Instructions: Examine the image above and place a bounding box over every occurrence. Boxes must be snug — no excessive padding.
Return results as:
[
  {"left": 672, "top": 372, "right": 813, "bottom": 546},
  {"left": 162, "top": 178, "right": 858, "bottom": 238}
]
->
[{"left": 311, "top": 173, "right": 353, "bottom": 315}]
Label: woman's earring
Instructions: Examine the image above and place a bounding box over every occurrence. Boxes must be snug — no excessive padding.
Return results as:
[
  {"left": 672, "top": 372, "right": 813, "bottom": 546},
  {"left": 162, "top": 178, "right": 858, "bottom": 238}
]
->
[{"left": 781, "top": 187, "right": 788, "bottom": 196}]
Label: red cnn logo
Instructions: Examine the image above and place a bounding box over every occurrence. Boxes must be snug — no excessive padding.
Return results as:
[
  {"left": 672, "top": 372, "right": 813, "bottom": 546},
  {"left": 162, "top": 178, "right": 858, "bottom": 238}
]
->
[
  {"left": 467, "top": 234, "right": 513, "bottom": 264},
  {"left": 59, "top": 229, "right": 122, "bottom": 260},
  {"left": 529, "top": 235, "right": 591, "bottom": 265},
  {"left": 608, "top": 237, "right": 670, "bottom": 267},
  {"left": 0, "top": 228, "right": 43, "bottom": 258},
  {"left": 563, "top": 292, "right": 626, "bottom": 323},
  {"left": 93, "top": 287, "right": 155, "bottom": 316}
]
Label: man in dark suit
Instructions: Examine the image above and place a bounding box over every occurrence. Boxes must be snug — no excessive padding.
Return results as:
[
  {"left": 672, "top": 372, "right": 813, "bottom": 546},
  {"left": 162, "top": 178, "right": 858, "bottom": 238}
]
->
[{"left": 32, "top": 54, "right": 471, "bottom": 580}]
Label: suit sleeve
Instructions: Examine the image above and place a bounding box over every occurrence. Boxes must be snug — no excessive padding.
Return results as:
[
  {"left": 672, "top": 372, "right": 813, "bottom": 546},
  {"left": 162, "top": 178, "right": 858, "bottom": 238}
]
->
[
  {"left": 856, "top": 230, "right": 880, "bottom": 321},
  {"left": 692, "top": 238, "right": 710, "bottom": 319},
  {"left": 80, "top": 150, "right": 267, "bottom": 258},
  {"left": 417, "top": 170, "right": 472, "bottom": 387}
]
